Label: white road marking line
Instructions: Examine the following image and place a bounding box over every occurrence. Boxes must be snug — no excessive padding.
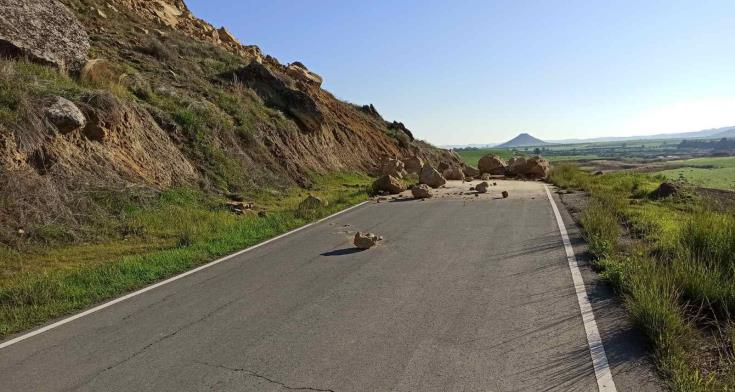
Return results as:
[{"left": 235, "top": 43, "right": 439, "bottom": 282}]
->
[
  {"left": 0, "top": 201, "right": 370, "bottom": 350},
  {"left": 544, "top": 185, "right": 617, "bottom": 392}
]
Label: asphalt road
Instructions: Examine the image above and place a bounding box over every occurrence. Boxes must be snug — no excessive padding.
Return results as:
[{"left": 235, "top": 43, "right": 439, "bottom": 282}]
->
[{"left": 0, "top": 180, "right": 660, "bottom": 391}]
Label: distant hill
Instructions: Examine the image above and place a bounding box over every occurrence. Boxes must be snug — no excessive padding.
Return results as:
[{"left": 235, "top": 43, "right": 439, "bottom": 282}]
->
[
  {"left": 549, "top": 126, "right": 735, "bottom": 144},
  {"left": 713, "top": 127, "right": 735, "bottom": 138},
  {"left": 496, "top": 133, "right": 551, "bottom": 148}
]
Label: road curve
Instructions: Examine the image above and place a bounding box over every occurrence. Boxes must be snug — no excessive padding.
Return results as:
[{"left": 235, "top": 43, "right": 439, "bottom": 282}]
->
[{"left": 0, "top": 180, "right": 659, "bottom": 391}]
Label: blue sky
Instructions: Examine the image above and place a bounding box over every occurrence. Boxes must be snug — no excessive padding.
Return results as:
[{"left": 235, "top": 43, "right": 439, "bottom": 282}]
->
[{"left": 188, "top": 0, "right": 735, "bottom": 145}]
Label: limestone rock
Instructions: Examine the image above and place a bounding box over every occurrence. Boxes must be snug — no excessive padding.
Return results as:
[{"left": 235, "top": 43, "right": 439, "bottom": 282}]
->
[
  {"left": 354, "top": 232, "right": 382, "bottom": 249},
  {"left": 0, "top": 0, "right": 90, "bottom": 71},
  {"left": 45, "top": 97, "right": 86, "bottom": 134},
  {"left": 373, "top": 175, "right": 406, "bottom": 195},
  {"left": 411, "top": 184, "right": 433, "bottom": 199},
  {"left": 478, "top": 155, "right": 507, "bottom": 175},
  {"left": 419, "top": 166, "right": 446, "bottom": 188}
]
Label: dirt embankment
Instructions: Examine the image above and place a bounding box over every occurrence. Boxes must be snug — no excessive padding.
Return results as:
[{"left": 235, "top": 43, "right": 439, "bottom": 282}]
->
[{"left": 0, "top": 0, "right": 460, "bottom": 245}]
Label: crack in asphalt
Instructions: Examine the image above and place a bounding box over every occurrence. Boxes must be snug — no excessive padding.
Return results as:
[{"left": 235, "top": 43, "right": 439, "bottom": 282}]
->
[
  {"left": 196, "top": 361, "right": 336, "bottom": 392},
  {"left": 65, "top": 298, "right": 239, "bottom": 391}
]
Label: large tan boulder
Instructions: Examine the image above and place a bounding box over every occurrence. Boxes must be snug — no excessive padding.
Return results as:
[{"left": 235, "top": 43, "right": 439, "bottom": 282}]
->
[
  {"left": 382, "top": 158, "right": 406, "bottom": 178},
  {"left": 0, "top": 0, "right": 90, "bottom": 71},
  {"left": 354, "top": 232, "right": 382, "bottom": 249},
  {"left": 507, "top": 155, "right": 549, "bottom": 178},
  {"left": 411, "top": 184, "right": 433, "bottom": 199},
  {"left": 419, "top": 166, "right": 446, "bottom": 188},
  {"left": 525, "top": 156, "right": 550, "bottom": 178},
  {"left": 478, "top": 155, "right": 507, "bottom": 175},
  {"left": 462, "top": 165, "right": 480, "bottom": 178},
  {"left": 373, "top": 175, "right": 406, "bottom": 194},
  {"left": 403, "top": 156, "right": 424, "bottom": 174},
  {"left": 442, "top": 166, "right": 465, "bottom": 181}
]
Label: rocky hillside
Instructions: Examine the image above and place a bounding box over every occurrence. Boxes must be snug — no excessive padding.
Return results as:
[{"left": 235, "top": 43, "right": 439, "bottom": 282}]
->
[{"left": 0, "top": 0, "right": 461, "bottom": 246}]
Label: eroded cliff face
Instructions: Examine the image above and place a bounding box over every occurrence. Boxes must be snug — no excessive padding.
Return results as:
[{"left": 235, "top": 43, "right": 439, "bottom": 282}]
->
[{"left": 0, "top": 0, "right": 460, "bottom": 244}]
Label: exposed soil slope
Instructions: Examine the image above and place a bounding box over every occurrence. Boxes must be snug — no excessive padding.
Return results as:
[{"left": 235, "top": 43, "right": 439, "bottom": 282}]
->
[{"left": 0, "top": 0, "right": 460, "bottom": 246}]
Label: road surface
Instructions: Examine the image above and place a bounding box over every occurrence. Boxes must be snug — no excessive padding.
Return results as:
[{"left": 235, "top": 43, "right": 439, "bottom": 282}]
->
[{"left": 0, "top": 180, "right": 660, "bottom": 391}]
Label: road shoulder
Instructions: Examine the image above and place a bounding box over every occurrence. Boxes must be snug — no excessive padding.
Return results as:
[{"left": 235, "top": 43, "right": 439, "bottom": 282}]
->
[{"left": 550, "top": 186, "right": 663, "bottom": 391}]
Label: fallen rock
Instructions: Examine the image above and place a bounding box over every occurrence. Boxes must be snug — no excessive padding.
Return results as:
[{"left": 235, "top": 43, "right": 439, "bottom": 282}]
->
[
  {"left": 403, "top": 156, "right": 424, "bottom": 174},
  {"left": 373, "top": 175, "right": 406, "bottom": 194},
  {"left": 0, "top": 0, "right": 90, "bottom": 71},
  {"left": 507, "top": 155, "right": 550, "bottom": 179},
  {"left": 411, "top": 184, "right": 433, "bottom": 199},
  {"left": 478, "top": 155, "right": 507, "bottom": 175},
  {"left": 298, "top": 194, "right": 327, "bottom": 211},
  {"left": 525, "top": 156, "right": 550, "bottom": 179},
  {"left": 354, "top": 232, "right": 382, "bottom": 249},
  {"left": 462, "top": 165, "right": 480, "bottom": 178},
  {"left": 502, "top": 191, "right": 509, "bottom": 198},
  {"left": 382, "top": 158, "right": 406, "bottom": 178},
  {"left": 442, "top": 166, "right": 465, "bottom": 181},
  {"left": 286, "top": 61, "right": 323, "bottom": 86},
  {"left": 476, "top": 181, "right": 489, "bottom": 193},
  {"left": 45, "top": 97, "right": 86, "bottom": 134},
  {"left": 419, "top": 165, "right": 447, "bottom": 188}
]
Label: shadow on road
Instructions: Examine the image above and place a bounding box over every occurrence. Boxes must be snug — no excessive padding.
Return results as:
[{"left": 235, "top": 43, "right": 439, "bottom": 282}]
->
[{"left": 321, "top": 248, "right": 366, "bottom": 256}]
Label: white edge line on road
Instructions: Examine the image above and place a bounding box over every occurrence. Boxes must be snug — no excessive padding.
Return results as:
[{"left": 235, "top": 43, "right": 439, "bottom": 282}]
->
[
  {"left": 0, "top": 200, "right": 370, "bottom": 350},
  {"left": 544, "top": 185, "right": 618, "bottom": 392}
]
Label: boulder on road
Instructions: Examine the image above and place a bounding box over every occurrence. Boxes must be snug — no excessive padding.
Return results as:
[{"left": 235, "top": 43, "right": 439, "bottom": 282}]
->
[
  {"left": 411, "top": 183, "right": 433, "bottom": 199},
  {"left": 45, "top": 96, "right": 86, "bottom": 134},
  {"left": 442, "top": 166, "right": 465, "bottom": 181},
  {"left": 478, "top": 155, "right": 507, "bottom": 175},
  {"left": 507, "top": 155, "right": 550, "bottom": 179},
  {"left": 373, "top": 175, "right": 406, "bottom": 195},
  {"left": 419, "top": 165, "right": 446, "bottom": 188},
  {"left": 462, "top": 165, "right": 480, "bottom": 178},
  {"left": 354, "top": 232, "right": 382, "bottom": 249},
  {"left": 476, "top": 181, "right": 489, "bottom": 193},
  {"left": 0, "top": 0, "right": 90, "bottom": 71},
  {"left": 502, "top": 191, "right": 509, "bottom": 198}
]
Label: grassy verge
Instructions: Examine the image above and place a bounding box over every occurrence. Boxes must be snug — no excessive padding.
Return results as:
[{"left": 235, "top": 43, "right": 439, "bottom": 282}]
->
[
  {"left": 0, "top": 172, "right": 371, "bottom": 338},
  {"left": 549, "top": 164, "right": 735, "bottom": 390}
]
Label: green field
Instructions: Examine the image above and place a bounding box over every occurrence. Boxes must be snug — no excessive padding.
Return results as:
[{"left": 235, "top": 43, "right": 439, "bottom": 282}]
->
[
  {"left": 455, "top": 148, "right": 597, "bottom": 167},
  {"left": 657, "top": 157, "right": 735, "bottom": 190}
]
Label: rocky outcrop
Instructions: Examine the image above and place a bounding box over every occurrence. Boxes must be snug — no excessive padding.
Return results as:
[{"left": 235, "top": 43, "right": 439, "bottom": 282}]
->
[
  {"left": 286, "top": 62, "right": 323, "bottom": 86},
  {"left": 403, "top": 156, "right": 424, "bottom": 174},
  {"left": 478, "top": 155, "right": 507, "bottom": 175},
  {"left": 419, "top": 166, "right": 446, "bottom": 188},
  {"left": 230, "top": 62, "right": 324, "bottom": 133},
  {"left": 0, "top": 0, "right": 90, "bottom": 71},
  {"left": 387, "top": 121, "right": 414, "bottom": 141},
  {"left": 411, "top": 184, "right": 432, "bottom": 199},
  {"left": 373, "top": 175, "right": 406, "bottom": 194}
]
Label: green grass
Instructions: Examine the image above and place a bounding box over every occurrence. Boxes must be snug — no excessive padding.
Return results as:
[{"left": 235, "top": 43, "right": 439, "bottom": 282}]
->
[
  {"left": 657, "top": 157, "right": 735, "bottom": 190},
  {"left": 455, "top": 148, "right": 596, "bottom": 167},
  {"left": 0, "top": 172, "right": 371, "bottom": 338},
  {"left": 549, "top": 163, "right": 735, "bottom": 390}
]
